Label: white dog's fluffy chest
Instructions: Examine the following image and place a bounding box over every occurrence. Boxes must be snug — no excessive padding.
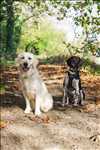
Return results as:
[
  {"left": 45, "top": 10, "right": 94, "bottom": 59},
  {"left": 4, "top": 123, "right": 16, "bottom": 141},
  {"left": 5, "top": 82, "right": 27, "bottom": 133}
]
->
[{"left": 20, "top": 75, "right": 47, "bottom": 96}]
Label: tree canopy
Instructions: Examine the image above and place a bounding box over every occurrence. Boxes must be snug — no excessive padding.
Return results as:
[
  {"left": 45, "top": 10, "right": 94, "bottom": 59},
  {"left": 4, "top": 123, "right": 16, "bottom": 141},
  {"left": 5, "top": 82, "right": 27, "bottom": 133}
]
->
[{"left": 0, "top": 0, "right": 100, "bottom": 59}]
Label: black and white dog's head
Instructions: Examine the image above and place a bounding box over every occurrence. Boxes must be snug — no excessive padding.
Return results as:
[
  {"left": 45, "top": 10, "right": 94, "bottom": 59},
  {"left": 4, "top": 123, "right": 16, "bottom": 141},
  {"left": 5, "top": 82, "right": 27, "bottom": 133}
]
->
[{"left": 67, "top": 56, "right": 83, "bottom": 72}]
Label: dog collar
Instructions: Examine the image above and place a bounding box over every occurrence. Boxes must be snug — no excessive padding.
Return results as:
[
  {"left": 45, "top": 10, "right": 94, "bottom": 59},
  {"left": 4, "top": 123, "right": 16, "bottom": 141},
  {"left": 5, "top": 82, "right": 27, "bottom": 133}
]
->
[
  {"left": 68, "top": 70, "right": 80, "bottom": 79},
  {"left": 69, "top": 70, "right": 76, "bottom": 74},
  {"left": 69, "top": 70, "right": 79, "bottom": 74}
]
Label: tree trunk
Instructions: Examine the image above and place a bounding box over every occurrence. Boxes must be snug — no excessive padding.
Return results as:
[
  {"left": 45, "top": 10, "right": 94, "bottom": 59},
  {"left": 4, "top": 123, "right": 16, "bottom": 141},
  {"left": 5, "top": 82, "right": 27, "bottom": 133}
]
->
[{"left": 6, "top": 0, "right": 15, "bottom": 58}]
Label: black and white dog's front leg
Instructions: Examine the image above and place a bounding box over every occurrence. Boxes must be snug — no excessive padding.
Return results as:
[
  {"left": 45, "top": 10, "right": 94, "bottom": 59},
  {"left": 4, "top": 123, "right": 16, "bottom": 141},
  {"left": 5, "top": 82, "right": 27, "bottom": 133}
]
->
[
  {"left": 72, "top": 79, "right": 80, "bottom": 106},
  {"left": 62, "top": 75, "right": 69, "bottom": 107},
  {"left": 62, "top": 88, "right": 69, "bottom": 107},
  {"left": 79, "top": 89, "right": 85, "bottom": 106}
]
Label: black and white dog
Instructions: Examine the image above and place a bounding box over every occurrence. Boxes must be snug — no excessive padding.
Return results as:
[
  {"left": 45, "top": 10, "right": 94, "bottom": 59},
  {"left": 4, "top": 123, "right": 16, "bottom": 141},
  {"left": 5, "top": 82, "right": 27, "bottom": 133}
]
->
[{"left": 62, "top": 56, "right": 85, "bottom": 107}]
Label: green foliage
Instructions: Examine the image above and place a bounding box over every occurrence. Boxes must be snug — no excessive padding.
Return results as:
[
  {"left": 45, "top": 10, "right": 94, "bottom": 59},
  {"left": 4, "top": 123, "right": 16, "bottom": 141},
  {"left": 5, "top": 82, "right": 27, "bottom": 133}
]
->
[
  {"left": 0, "top": 84, "right": 6, "bottom": 95},
  {"left": 0, "top": 0, "right": 47, "bottom": 58},
  {"left": 0, "top": 0, "right": 99, "bottom": 75},
  {"left": 18, "top": 21, "right": 65, "bottom": 56},
  {"left": 0, "top": 57, "right": 15, "bottom": 68},
  {"left": 83, "top": 58, "right": 100, "bottom": 75}
]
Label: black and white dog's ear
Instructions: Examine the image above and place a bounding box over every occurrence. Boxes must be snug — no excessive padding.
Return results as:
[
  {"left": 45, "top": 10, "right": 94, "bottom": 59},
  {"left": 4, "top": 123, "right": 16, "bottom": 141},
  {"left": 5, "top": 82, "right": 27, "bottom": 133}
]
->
[
  {"left": 67, "top": 57, "right": 72, "bottom": 67},
  {"left": 77, "top": 58, "right": 84, "bottom": 68}
]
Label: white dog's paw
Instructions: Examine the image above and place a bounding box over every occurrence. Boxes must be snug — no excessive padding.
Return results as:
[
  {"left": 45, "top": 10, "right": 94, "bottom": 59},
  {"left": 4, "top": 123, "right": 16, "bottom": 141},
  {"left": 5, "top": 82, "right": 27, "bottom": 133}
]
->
[
  {"left": 35, "top": 111, "right": 42, "bottom": 116},
  {"left": 24, "top": 108, "right": 32, "bottom": 114}
]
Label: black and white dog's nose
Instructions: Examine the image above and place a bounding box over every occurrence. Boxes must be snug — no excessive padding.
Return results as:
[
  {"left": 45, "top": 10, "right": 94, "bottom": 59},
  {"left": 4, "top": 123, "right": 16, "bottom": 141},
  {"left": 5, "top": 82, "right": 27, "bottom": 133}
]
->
[{"left": 23, "top": 62, "right": 28, "bottom": 68}]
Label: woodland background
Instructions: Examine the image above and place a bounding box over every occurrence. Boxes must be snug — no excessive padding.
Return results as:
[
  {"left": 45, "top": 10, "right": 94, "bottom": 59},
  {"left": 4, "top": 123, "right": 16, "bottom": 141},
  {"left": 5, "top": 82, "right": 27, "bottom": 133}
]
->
[
  {"left": 0, "top": 1, "right": 100, "bottom": 150},
  {"left": 0, "top": 0, "right": 100, "bottom": 63}
]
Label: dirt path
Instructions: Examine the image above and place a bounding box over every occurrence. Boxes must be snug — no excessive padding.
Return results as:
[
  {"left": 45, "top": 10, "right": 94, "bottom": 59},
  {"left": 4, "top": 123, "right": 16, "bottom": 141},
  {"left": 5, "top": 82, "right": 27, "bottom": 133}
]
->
[{"left": 0, "top": 65, "right": 100, "bottom": 150}]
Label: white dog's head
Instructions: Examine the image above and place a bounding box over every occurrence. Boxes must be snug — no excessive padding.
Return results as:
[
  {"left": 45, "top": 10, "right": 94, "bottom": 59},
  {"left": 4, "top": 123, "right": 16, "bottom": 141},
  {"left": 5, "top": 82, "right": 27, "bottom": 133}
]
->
[{"left": 16, "top": 52, "right": 39, "bottom": 72}]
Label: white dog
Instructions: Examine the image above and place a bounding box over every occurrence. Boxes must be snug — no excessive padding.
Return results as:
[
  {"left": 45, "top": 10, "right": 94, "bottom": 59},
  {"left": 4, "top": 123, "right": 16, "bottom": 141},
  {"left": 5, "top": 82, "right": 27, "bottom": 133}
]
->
[{"left": 16, "top": 52, "right": 53, "bottom": 116}]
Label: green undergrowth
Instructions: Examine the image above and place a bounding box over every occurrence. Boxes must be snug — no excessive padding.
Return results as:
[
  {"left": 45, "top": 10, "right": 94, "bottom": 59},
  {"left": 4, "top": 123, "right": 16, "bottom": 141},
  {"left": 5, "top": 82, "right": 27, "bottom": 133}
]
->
[
  {"left": 0, "top": 84, "right": 6, "bottom": 94},
  {"left": 83, "top": 58, "right": 100, "bottom": 75},
  {"left": 0, "top": 57, "right": 15, "bottom": 68}
]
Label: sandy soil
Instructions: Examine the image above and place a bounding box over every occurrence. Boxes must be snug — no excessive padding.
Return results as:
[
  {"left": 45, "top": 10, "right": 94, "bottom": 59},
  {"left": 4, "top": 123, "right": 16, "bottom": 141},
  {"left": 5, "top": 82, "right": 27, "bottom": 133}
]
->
[{"left": 0, "top": 65, "right": 100, "bottom": 150}]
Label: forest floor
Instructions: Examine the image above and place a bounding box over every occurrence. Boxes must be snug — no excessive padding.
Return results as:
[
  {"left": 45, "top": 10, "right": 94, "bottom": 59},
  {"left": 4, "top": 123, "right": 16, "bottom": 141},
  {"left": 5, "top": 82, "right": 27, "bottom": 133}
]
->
[{"left": 0, "top": 65, "right": 100, "bottom": 150}]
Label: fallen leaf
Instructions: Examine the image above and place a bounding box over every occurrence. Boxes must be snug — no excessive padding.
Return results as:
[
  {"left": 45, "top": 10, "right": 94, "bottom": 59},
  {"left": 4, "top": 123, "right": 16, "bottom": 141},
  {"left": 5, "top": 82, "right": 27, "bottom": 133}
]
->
[
  {"left": 95, "top": 99, "right": 100, "bottom": 108},
  {"left": 90, "top": 134, "right": 100, "bottom": 143},
  {"left": 28, "top": 115, "right": 51, "bottom": 124},
  {"left": 81, "top": 103, "right": 96, "bottom": 112},
  {"left": 41, "top": 115, "right": 50, "bottom": 123},
  {"left": 0, "top": 120, "right": 8, "bottom": 129}
]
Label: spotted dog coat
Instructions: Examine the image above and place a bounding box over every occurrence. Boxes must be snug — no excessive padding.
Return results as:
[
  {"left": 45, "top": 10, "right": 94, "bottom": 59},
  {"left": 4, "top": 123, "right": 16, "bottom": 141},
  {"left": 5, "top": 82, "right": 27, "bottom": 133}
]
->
[{"left": 62, "top": 56, "right": 85, "bottom": 107}]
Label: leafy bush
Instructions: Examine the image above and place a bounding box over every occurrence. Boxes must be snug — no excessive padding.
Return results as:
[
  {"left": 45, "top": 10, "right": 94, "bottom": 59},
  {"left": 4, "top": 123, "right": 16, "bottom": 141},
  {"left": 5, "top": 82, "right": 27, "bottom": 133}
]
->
[{"left": 17, "top": 20, "right": 65, "bottom": 57}]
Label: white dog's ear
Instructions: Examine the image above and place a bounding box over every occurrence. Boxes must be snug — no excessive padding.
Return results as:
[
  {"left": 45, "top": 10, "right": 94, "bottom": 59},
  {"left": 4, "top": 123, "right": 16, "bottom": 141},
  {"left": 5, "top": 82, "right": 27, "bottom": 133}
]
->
[
  {"left": 15, "top": 54, "right": 20, "bottom": 66},
  {"left": 33, "top": 56, "right": 39, "bottom": 68}
]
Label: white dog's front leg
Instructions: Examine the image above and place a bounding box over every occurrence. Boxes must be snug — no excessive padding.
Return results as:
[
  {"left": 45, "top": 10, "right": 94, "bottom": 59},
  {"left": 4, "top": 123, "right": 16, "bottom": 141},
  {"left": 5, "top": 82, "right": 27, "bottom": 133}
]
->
[
  {"left": 35, "top": 96, "right": 42, "bottom": 116},
  {"left": 24, "top": 96, "right": 32, "bottom": 114}
]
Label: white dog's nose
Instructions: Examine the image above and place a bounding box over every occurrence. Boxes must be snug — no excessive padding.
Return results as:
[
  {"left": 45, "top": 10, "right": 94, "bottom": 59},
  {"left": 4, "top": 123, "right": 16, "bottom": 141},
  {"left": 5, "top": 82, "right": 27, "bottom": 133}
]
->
[{"left": 23, "top": 62, "right": 28, "bottom": 68}]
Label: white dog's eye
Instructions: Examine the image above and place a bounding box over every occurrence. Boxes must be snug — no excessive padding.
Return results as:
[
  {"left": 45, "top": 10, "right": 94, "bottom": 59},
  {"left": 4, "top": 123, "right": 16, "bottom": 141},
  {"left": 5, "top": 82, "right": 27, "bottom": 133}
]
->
[
  {"left": 21, "top": 56, "right": 25, "bottom": 59},
  {"left": 28, "top": 57, "right": 32, "bottom": 60}
]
